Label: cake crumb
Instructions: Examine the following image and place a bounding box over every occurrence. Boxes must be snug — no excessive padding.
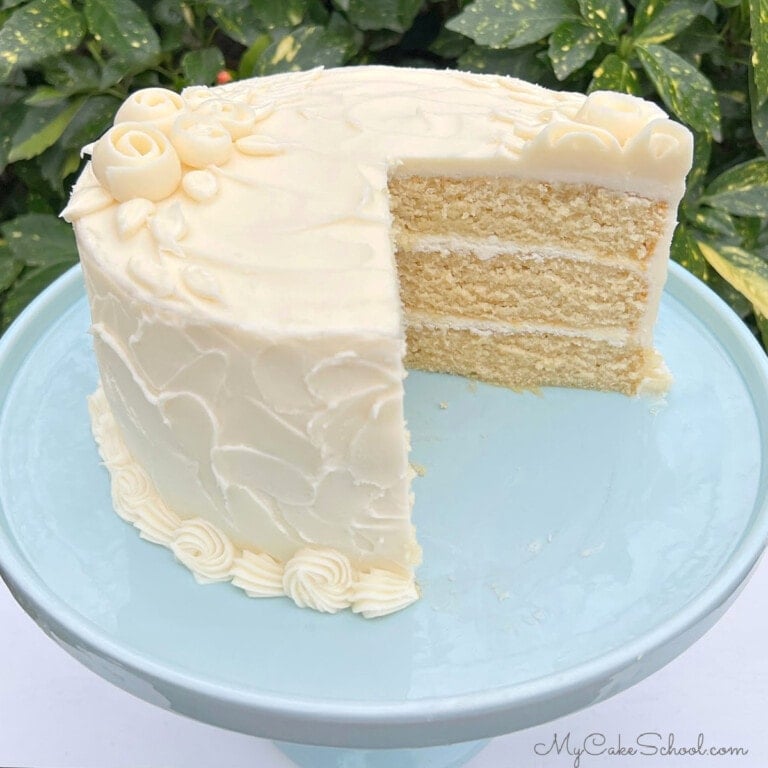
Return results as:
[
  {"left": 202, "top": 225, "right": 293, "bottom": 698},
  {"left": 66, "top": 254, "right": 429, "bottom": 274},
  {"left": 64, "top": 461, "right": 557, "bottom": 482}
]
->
[
  {"left": 411, "top": 462, "right": 427, "bottom": 477},
  {"left": 439, "top": 401, "right": 448, "bottom": 410},
  {"left": 467, "top": 381, "right": 478, "bottom": 393}
]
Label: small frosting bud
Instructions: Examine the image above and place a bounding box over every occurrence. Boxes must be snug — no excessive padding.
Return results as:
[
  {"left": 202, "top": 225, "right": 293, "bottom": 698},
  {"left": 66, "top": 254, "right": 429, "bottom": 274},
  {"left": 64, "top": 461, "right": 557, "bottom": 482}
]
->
[{"left": 91, "top": 123, "right": 182, "bottom": 203}]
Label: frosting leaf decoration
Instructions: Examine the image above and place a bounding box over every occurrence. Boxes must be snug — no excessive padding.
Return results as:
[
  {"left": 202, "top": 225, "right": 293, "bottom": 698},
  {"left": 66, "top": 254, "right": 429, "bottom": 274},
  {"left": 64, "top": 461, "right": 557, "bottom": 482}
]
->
[
  {"left": 182, "top": 169, "right": 219, "bottom": 202},
  {"left": 92, "top": 122, "right": 182, "bottom": 203},
  {"left": 235, "top": 135, "right": 286, "bottom": 156},
  {"left": 181, "top": 265, "right": 224, "bottom": 303},
  {"left": 60, "top": 185, "right": 114, "bottom": 222},
  {"left": 116, "top": 198, "right": 156, "bottom": 239},
  {"left": 149, "top": 201, "right": 187, "bottom": 255}
]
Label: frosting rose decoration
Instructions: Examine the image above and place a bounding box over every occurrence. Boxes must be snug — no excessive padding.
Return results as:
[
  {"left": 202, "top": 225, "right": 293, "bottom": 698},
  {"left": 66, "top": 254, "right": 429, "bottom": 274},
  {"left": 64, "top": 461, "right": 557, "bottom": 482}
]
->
[
  {"left": 114, "top": 88, "right": 185, "bottom": 135},
  {"left": 282, "top": 547, "right": 354, "bottom": 613},
  {"left": 171, "top": 113, "right": 233, "bottom": 168},
  {"left": 171, "top": 518, "right": 236, "bottom": 583},
  {"left": 91, "top": 122, "right": 182, "bottom": 203},
  {"left": 193, "top": 99, "right": 257, "bottom": 139},
  {"left": 111, "top": 465, "right": 153, "bottom": 522},
  {"left": 183, "top": 86, "right": 215, "bottom": 111}
]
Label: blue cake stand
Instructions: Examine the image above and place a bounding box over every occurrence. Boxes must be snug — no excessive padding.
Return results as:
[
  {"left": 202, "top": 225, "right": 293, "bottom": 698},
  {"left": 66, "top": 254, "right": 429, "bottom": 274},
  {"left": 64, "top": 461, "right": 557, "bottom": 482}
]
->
[{"left": 1, "top": 264, "right": 767, "bottom": 768}]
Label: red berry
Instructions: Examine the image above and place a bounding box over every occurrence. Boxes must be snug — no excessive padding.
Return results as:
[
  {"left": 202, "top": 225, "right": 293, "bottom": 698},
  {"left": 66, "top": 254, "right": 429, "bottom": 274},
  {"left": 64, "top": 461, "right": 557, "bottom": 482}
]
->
[{"left": 216, "top": 70, "right": 233, "bottom": 85}]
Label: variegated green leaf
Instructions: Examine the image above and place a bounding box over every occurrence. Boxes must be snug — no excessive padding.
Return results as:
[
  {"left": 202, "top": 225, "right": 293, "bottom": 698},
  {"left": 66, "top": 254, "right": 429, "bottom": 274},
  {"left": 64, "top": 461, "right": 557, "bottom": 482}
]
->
[
  {"left": 182, "top": 47, "right": 225, "bottom": 85},
  {"left": 346, "top": 0, "right": 424, "bottom": 33},
  {"left": 634, "top": 0, "right": 702, "bottom": 44},
  {"left": 1, "top": 262, "right": 74, "bottom": 331},
  {"left": 7, "top": 97, "right": 85, "bottom": 163},
  {"left": 757, "top": 311, "right": 768, "bottom": 349},
  {"left": 636, "top": 43, "right": 721, "bottom": 139},
  {"left": 692, "top": 207, "right": 740, "bottom": 241},
  {"left": 256, "top": 16, "right": 360, "bottom": 75},
  {"left": 1, "top": 213, "right": 79, "bottom": 267},
  {"left": 0, "top": 0, "right": 85, "bottom": 82},
  {"left": 84, "top": 0, "right": 160, "bottom": 64},
  {"left": 682, "top": 131, "right": 711, "bottom": 206},
  {"left": 578, "top": 0, "right": 626, "bottom": 42},
  {"left": 206, "top": 0, "right": 265, "bottom": 46},
  {"left": 446, "top": 0, "right": 578, "bottom": 49},
  {"left": 0, "top": 244, "right": 23, "bottom": 293},
  {"left": 671, "top": 224, "right": 709, "bottom": 281},
  {"left": 702, "top": 159, "right": 768, "bottom": 217},
  {"left": 750, "top": 62, "right": 768, "bottom": 154},
  {"left": 549, "top": 20, "right": 600, "bottom": 80},
  {"left": 749, "top": 0, "right": 768, "bottom": 109},
  {"left": 697, "top": 240, "right": 768, "bottom": 318},
  {"left": 458, "top": 44, "right": 556, "bottom": 84},
  {"left": 252, "top": 0, "right": 308, "bottom": 27},
  {"left": 588, "top": 53, "right": 641, "bottom": 94}
]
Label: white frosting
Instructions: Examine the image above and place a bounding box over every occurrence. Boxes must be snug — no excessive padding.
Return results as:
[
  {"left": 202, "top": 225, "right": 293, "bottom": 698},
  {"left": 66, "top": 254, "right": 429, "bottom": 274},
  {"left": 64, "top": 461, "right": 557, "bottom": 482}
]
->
[
  {"left": 170, "top": 112, "right": 233, "bottom": 168},
  {"left": 171, "top": 518, "right": 236, "bottom": 584},
  {"left": 114, "top": 88, "right": 185, "bottom": 135},
  {"left": 88, "top": 388, "right": 413, "bottom": 615},
  {"left": 193, "top": 99, "right": 258, "bottom": 139},
  {"left": 282, "top": 547, "right": 354, "bottom": 614},
  {"left": 181, "top": 170, "right": 218, "bottom": 202},
  {"left": 231, "top": 550, "right": 284, "bottom": 597},
  {"left": 116, "top": 199, "right": 156, "bottom": 239},
  {"left": 67, "top": 67, "right": 693, "bottom": 618},
  {"left": 352, "top": 568, "right": 419, "bottom": 619},
  {"left": 91, "top": 123, "right": 182, "bottom": 203}
]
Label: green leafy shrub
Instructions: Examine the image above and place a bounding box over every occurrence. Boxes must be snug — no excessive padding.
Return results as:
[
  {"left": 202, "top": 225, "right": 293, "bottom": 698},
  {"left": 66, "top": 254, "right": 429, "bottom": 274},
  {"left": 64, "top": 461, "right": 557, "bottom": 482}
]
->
[{"left": 1, "top": 0, "right": 767, "bottom": 347}]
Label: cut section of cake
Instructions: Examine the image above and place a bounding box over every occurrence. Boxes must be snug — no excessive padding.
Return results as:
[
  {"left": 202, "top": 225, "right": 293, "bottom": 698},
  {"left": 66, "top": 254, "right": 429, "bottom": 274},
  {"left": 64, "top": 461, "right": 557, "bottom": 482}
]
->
[{"left": 62, "top": 66, "right": 693, "bottom": 617}]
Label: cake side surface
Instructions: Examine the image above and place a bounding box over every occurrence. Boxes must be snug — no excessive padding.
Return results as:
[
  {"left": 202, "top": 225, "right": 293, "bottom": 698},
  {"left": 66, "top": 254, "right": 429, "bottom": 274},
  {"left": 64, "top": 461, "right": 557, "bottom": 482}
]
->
[{"left": 62, "top": 65, "right": 693, "bottom": 616}]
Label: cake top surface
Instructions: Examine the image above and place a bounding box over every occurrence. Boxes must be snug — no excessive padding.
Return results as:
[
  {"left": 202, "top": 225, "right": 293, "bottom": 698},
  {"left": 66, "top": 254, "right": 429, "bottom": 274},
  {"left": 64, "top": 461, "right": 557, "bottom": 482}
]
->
[{"left": 63, "top": 65, "right": 693, "bottom": 336}]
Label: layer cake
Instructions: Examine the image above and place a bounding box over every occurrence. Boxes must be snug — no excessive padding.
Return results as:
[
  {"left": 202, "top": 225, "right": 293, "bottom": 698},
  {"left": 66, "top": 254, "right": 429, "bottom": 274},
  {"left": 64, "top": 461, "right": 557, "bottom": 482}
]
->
[{"left": 62, "top": 66, "right": 693, "bottom": 617}]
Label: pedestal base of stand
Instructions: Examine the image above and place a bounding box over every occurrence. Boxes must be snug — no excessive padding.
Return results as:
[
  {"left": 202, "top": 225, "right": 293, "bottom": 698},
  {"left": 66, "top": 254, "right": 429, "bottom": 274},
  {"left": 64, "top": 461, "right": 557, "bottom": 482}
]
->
[{"left": 274, "top": 739, "right": 490, "bottom": 768}]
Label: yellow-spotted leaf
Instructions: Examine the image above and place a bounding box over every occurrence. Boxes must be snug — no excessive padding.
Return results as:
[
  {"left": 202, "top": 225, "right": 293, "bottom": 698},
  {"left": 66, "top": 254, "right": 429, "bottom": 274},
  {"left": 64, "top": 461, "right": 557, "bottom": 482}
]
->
[
  {"left": 589, "top": 53, "right": 642, "bottom": 94},
  {"left": 0, "top": 0, "right": 85, "bottom": 82},
  {"left": 447, "top": 0, "right": 578, "bottom": 49},
  {"left": 749, "top": 0, "right": 768, "bottom": 109},
  {"left": 697, "top": 240, "right": 768, "bottom": 319}
]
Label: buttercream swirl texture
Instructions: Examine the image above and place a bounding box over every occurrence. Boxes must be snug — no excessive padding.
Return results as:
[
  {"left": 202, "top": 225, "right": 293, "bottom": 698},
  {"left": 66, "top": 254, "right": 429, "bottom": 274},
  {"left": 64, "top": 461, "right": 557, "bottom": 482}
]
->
[
  {"left": 87, "top": 387, "right": 417, "bottom": 616},
  {"left": 282, "top": 548, "right": 354, "bottom": 614}
]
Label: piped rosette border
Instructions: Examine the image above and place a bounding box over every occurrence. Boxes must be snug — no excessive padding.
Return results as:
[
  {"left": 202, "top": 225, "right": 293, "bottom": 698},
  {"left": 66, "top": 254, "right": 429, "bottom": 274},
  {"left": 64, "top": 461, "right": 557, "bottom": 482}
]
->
[{"left": 87, "top": 386, "right": 419, "bottom": 619}]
